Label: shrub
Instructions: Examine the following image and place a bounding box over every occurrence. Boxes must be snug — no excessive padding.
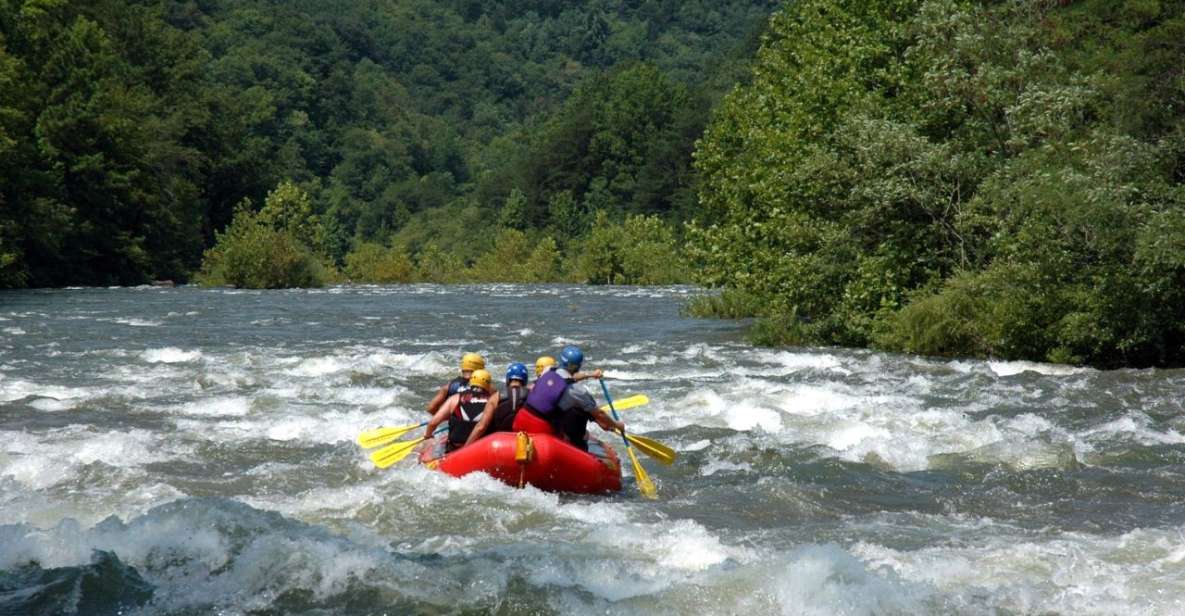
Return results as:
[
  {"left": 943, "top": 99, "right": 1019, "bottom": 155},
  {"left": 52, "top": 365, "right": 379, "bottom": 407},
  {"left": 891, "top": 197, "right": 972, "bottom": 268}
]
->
[
  {"left": 197, "top": 182, "right": 330, "bottom": 288},
  {"left": 197, "top": 206, "right": 327, "bottom": 288},
  {"left": 523, "top": 237, "right": 561, "bottom": 282},
  {"left": 682, "top": 288, "right": 764, "bottom": 319},
  {"left": 416, "top": 242, "right": 468, "bottom": 282},
  {"left": 574, "top": 212, "right": 689, "bottom": 284},
  {"left": 344, "top": 242, "right": 416, "bottom": 283}
]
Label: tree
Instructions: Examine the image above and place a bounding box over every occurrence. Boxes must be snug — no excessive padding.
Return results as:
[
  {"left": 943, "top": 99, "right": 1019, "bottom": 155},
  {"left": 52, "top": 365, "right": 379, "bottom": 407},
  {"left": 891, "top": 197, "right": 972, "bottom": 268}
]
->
[{"left": 691, "top": 0, "right": 1185, "bottom": 366}]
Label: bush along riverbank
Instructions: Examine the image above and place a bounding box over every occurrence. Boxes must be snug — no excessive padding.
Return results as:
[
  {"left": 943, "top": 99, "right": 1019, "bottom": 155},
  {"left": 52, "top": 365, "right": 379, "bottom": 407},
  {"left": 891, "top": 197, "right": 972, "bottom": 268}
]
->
[
  {"left": 196, "top": 182, "right": 689, "bottom": 289},
  {"left": 688, "top": 0, "right": 1185, "bottom": 368}
]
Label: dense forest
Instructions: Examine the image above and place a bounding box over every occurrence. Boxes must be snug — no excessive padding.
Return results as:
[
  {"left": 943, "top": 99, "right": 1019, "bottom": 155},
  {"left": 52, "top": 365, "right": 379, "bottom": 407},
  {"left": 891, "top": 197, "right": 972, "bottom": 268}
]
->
[
  {"left": 0, "top": 0, "right": 775, "bottom": 287},
  {"left": 688, "top": 0, "right": 1185, "bottom": 367}
]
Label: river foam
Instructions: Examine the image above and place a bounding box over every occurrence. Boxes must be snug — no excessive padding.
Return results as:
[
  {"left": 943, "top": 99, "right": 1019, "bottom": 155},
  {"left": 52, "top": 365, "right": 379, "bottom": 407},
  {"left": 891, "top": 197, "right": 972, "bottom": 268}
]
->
[{"left": 2, "top": 285, "right": 1182, "bottom": 614}]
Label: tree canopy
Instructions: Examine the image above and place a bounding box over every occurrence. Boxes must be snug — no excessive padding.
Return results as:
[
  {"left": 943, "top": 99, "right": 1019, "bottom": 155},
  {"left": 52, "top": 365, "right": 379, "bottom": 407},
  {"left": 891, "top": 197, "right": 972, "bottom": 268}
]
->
[
  {"left": 0, "top": 0, "right": 775, "bottom": 286},
  {"left": 690, "top": 0, "right": 1185, "bottom": 367}
]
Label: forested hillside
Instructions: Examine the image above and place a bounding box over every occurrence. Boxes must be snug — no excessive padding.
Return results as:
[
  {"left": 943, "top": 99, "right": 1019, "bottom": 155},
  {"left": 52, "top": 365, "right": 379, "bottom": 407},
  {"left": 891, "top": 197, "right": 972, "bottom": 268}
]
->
[
  {"left": 0, "top": 0, "right": 775, "bottom": 287},
  {"left": 689, "top": 0, "right": 1185, "bottom": 367}
]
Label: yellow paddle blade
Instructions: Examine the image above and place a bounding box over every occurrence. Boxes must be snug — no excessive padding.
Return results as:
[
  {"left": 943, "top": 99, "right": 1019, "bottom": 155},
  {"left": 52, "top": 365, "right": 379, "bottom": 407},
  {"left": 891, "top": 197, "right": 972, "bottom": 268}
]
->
[
  {"left": 624, "top": 432, "right": 676, "bottom": 465},
  {"left": 356, "top": 422, "right": 425, "bottom": 449},
  {"left": 625, "top": 445, "right": 657, "bottom": 499},
  {"left": 597, "top": 394, "right": 649, "bottom": 413},
  {"left": 369, "top": 436, "right": 428, "bottom": 469}
]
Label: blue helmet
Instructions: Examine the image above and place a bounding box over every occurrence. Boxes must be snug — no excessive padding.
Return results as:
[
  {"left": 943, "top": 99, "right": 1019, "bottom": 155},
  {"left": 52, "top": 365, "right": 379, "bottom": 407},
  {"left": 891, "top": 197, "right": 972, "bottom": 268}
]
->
[
  {"left": 506, "top": 362, "right": 529, "bottom": 384},
  {"left": 559, "top": 345, "right": 584, "bottom": 372}
]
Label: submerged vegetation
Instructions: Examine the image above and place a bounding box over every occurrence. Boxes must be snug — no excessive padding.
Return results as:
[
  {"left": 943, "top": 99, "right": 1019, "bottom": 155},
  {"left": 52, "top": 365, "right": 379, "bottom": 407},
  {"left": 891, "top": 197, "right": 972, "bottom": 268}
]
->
[{"left": 689, "top": 0, "right": 1185, "bottom": 367}]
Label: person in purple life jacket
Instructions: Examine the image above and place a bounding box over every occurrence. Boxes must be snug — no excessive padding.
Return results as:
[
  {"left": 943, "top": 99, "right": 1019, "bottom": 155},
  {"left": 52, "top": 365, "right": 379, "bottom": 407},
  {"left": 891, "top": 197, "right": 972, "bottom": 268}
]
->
[
  {"left": 531, "top": 355, "right": 603, "bottom": 389},
  {"left": 523, "top": 345, "right": 622, "bottom": 451}
]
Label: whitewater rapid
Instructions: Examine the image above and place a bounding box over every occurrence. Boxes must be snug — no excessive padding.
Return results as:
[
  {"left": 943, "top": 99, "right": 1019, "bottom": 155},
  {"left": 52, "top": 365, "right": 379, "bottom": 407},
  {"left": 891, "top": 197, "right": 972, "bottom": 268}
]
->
[{"left": 1, "top": 285, "right": 1184, "bottom": 614}]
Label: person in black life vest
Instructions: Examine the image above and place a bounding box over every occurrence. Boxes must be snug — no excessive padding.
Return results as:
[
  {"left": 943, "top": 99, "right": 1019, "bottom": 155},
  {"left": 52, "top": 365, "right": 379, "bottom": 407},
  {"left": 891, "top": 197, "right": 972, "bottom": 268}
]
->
[
  {"left": 461, "top": 363, "right": 530, "bottom": 441},
  {"left": 425, "top": 352, "right": 484, "bottom": 416},
  {"left": 523, "top": 345, "right": 622, "bottom": 450},
  {"left": 488, "top": 362, "right": 530, "bottom": 432},
  {"left": 424, "top": 368, "right": 495, "bottom": 452}
]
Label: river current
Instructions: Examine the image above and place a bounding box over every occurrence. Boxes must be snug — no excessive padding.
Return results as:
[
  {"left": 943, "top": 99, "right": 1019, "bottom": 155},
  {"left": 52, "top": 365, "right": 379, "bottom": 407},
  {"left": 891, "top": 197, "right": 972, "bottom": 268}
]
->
[{"left": 1, "top": 285, "right": 1183, "bottom": 615}]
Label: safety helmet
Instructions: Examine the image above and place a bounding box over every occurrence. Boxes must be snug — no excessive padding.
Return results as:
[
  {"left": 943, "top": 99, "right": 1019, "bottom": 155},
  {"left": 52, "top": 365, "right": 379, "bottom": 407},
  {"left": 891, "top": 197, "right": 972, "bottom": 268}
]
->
[
  {"left": 468, "top": 369, "right": 493, "bottom": 392},
  {"left": 535, "top": 356, "right": 556, "bottom": 377},
  {"left": 559, "top": 345, "right": 584, "bottom": 372},
  {"left": 460, "top": 352, "right": 485, "bottom": 372},
  {"left": 506, "top": 362, "right": 529, "bottom": 384}
]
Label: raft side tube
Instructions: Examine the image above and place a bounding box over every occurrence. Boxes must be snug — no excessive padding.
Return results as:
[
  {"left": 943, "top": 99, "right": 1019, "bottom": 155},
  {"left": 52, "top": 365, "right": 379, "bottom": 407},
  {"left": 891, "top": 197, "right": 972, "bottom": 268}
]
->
[{"left": 419, "top": 432, "right": 622, "bottom": 494}]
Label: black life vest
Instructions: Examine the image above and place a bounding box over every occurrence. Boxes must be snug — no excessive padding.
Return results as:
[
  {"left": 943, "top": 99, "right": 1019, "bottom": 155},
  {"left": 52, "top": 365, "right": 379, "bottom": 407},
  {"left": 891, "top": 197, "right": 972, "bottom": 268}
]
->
[
  {"left": 493, "top": 384, "right": 528, "bottom": 432},
  {"left": 448, "top": 388, "right": 489, "bottom": 448},
  {"left": 446, "top": 375, "right": 469, "bottom": 396}
]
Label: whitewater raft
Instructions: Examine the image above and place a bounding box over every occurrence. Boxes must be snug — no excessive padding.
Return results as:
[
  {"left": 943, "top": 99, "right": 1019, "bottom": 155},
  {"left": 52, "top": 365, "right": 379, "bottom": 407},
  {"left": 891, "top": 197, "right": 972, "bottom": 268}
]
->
[{"left": 418, "top": 431, "right": 622, "bottom": 493}]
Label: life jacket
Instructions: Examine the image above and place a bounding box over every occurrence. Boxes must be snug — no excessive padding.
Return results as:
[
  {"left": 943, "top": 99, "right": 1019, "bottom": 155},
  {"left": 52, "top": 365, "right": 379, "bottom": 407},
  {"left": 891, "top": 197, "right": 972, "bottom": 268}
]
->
[
  {"left": 525, "top": 370, "right": 568, "bottom": 416},
  {"left": 448, "top": 388, "right": 489, "bottom": 449},
  {"left": 493, "top": 384, "right": 527, "bottom": 432},
  {"left": 446, "top": 375, "right": 469, "bottom": 396}
]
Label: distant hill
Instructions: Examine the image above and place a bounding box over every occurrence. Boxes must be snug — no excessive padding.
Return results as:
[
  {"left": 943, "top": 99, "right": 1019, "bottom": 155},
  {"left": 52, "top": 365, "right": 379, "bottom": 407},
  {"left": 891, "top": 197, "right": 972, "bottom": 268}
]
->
[{"left": 0, "top": 0, "right": 777, "bottom": 287}]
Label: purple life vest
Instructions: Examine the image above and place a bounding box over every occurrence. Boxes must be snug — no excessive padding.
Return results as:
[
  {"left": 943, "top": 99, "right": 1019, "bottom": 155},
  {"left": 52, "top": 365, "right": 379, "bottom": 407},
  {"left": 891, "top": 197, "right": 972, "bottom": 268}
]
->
[{"left": 525, "top": 370, "right": 568, "bottom": 415}]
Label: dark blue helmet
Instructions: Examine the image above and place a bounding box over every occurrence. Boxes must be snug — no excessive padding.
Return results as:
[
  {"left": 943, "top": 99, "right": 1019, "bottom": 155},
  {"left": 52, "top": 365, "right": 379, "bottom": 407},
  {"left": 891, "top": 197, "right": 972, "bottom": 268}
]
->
[
  {"left": 506, "top": 362, "right": 529, "bottom": 384},
  {"left": 559, "top": 345, "right": 584, "bottom": 372}
]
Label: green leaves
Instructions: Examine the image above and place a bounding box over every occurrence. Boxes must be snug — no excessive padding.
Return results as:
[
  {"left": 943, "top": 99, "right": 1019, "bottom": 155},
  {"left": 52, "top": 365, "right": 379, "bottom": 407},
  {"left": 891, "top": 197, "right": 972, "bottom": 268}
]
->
[
  {"left": 197, "top": 183, "right": 328, "bottom": 289},
  {"left": 574, "top": 211, "right": 689, "bottom": 285},
  {"left": 691, "top": 0, "right": 1185, "bottom": 367}
]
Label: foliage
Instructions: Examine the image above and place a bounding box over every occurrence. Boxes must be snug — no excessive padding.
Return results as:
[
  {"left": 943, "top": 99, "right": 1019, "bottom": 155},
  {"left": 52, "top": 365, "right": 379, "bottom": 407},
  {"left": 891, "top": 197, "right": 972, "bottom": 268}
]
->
[
  {"left": 196, "top": 203, "right": 326, "bottom": 289},
  {"left": 197, "top": 183, "right": 328, "bottom": 288},
  {"left": 343, "top": 242, "right": 415, "bottom": 283},
  {"left": 0, "top": 0, "right": 205, "bottom": 286},
  {"left": 416, "top": 242, "right": 467, "bottom": 283},
  {"left": 0, "top": 0, "right": 773, "bottom": 287},
  {"left": 574, "top": 212, "right": 689, "bottom": 284},
  {"left": 466, "top": 228, "right": 561, "bottom": 283},
  {"left": 499, "top": 63, "right": 709, "bottom": 232},
  {"left": 690, "top": 0, "right": 1185, "bottom": 367},
  {"left": 682, "top": 288, "right": 764, "bottom": 319}
]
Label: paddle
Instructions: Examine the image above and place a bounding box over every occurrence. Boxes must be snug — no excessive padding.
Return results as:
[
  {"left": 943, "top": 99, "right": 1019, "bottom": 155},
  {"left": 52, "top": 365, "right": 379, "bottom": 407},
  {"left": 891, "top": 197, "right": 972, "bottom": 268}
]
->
[
  {"left": 597, "top": 393, "right": 648, "bottom": 413},
  {"left": 600, "top": 379, "right": 657, "bottom": 499},
  {"left": 369, "top": 427, "right": 444, "bottom": 469},
  {"left": 356, "top": 422, "right": 427, "bottom": 449},
  {"left": 618, "top": 431, "right": 676, "bottom": 465}
]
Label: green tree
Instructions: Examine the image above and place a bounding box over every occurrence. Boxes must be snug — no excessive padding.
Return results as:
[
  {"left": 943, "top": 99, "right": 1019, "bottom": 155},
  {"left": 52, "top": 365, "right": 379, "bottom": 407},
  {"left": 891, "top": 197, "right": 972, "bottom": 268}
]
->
[
  {"left": 691, "top": 0, "right": 1185, "bottom": 366},
  {"left": 197, "top": 201, "right": 327, "bottom": 289},
  {"left": 343, "top": 242, "right": 416, "bottom": 283},
  {"left": 500, "top": 188, "right": 528, "bottom": 230},
  {"left": 258, "top": 181, "right": 325, "bottom": 255},
  {"left": 416, "top": 242, "right": 467, "bottom": 282},
  {"left": 574, "top": 212, "right": 688, "bottom": 284}
]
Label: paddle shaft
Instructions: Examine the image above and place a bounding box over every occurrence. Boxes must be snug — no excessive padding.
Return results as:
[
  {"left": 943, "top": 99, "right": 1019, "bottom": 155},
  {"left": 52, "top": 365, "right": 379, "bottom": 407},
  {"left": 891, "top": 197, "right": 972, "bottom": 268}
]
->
[{"left": 600, "top": 379, "right": 657, "bottom": 498}]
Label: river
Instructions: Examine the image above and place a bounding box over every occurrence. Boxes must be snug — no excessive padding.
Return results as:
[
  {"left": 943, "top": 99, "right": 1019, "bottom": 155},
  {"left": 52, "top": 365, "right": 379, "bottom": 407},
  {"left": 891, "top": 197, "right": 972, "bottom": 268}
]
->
[{"left": 1, "top": 285, "right": 1183, "bottom": 614}]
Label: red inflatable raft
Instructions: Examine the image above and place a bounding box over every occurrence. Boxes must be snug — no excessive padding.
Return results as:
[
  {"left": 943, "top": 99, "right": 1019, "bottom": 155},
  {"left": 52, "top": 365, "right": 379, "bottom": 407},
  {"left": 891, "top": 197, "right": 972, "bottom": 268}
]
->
[{"left": 418, "top": 431, "right": 622, "bottom": 494}]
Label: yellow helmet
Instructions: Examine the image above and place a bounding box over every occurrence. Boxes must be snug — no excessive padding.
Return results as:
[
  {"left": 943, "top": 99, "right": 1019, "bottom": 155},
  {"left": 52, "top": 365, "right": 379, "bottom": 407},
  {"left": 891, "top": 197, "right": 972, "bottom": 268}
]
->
[
  {"left": 460, "top": 352, "right": 485, "bottom": 372},
  {"left": 468, "top": 369, "right": 493, "bottom": 392},
  {"left": 535, "top": 355, "right": 556, "bottom": 377}
]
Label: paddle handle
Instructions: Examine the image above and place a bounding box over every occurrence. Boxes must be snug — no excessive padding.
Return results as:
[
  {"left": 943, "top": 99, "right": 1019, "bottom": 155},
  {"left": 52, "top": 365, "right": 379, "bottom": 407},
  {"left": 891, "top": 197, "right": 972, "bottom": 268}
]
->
[{"left": 599, "top": 379, "right": 632, "bottom": 447}]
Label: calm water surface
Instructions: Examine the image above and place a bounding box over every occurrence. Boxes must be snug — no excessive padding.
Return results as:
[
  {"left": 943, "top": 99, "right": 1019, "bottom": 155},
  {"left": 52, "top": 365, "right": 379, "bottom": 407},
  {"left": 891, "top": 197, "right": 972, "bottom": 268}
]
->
[{"left": 1, "top": 285, "right": 1184, "bottom": 614}]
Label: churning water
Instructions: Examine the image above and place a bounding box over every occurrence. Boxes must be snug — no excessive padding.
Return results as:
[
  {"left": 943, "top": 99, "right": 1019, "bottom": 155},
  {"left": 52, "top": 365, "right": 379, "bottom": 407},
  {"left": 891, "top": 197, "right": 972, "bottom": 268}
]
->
[{"left": 1, "top": 285, "right": 1184, "bottom": 615}]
